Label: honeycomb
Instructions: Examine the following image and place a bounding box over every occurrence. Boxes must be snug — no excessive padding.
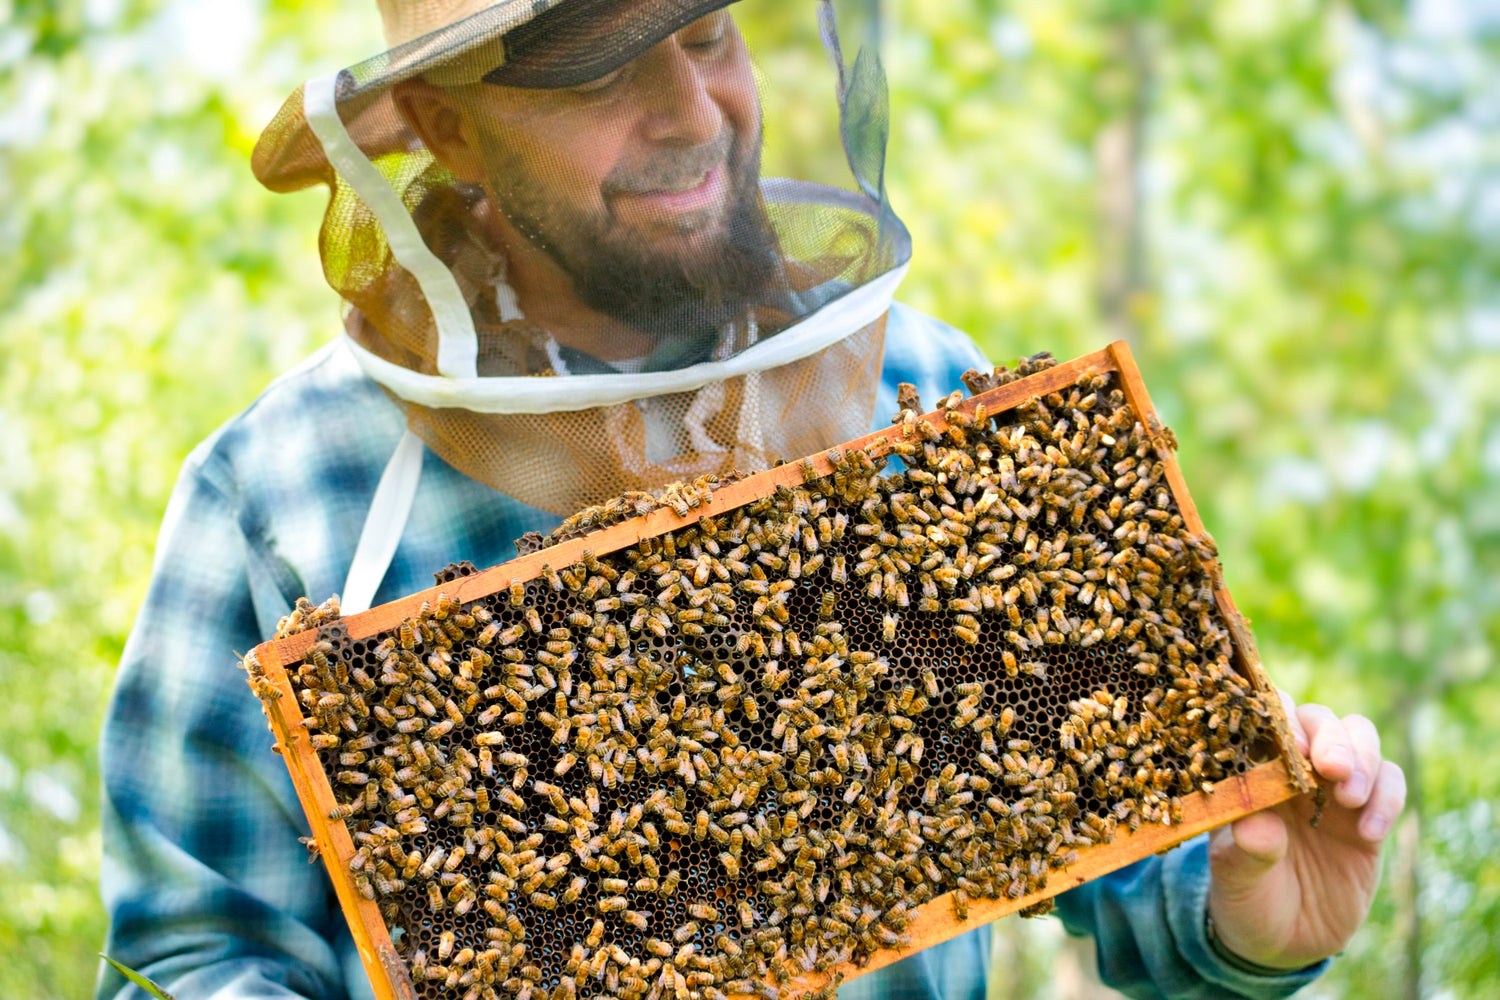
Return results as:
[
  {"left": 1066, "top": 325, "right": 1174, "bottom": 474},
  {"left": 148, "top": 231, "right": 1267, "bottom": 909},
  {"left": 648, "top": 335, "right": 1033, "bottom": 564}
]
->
[{"left": 248, "top": 350, "right": 1293, "bottom": 1000}]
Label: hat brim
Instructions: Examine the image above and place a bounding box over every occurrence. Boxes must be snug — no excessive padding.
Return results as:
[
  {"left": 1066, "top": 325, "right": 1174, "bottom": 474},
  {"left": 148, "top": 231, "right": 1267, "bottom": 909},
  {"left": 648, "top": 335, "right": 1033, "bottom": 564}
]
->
[
  {"left": 484, "top": 0, "right": 741, "bottom": 89},
  {"left": 347, "top": 0, "right": 740, "bottom": 95}
]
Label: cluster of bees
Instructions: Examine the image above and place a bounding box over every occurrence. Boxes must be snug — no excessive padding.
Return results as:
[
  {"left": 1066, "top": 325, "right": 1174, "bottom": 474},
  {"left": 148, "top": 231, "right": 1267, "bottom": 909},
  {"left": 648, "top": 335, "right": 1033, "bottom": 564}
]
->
[
  {"left": 252, "top": 354, "right": 1276, "bottom": 1000},
  {"left": 518, "top": 475, "right": 740, "bottom": 556}
]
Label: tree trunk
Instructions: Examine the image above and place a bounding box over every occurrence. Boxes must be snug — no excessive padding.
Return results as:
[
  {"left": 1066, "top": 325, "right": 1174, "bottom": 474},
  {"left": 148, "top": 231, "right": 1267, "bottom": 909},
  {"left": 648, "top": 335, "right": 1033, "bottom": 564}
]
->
[{"left": 1095, "top": 19, "right": 1153, "bottom": 345}]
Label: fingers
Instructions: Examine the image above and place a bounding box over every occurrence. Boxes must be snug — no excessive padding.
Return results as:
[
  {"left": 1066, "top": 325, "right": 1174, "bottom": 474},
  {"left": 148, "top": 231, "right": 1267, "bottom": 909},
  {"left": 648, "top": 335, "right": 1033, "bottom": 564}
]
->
[
  {"left": 1225, "top": 810, "right": 1289, "bottom": 868},
  {"left": 1295, "top": 701, "right": 1384, "bottom": 809},
  {"left": 1358, "top": 759, "right": 1407, "bottom": 843},
  {"left": 1298, "top": 702, "right": 1355, "bottom": 783},
  {"left": 1340, "top": 714, "right": 1382, "bottom": 809},
  {"left": 1284, "top": 692, "right": 1405, "bottom": 840},
  {"left": 1207, "top": 813, "right": 1290, "bottom": 916}
]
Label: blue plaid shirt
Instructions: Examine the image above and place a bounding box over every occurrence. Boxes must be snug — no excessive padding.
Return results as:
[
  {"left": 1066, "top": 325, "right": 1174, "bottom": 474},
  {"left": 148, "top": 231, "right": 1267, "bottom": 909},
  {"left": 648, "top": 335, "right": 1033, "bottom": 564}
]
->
[{"left": 98, "top": 304, "right": 1326, "bottom": 1000}]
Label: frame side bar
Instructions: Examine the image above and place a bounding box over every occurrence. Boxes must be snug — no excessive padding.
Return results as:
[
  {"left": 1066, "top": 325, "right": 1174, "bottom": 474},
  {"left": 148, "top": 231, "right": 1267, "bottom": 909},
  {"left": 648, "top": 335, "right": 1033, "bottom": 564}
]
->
[
  {"left": 257, "top": 648, "right": 415, "bottom": 1000},
  {"left": 1104, "top": 341, "right": 1313, "bottom": 792}
]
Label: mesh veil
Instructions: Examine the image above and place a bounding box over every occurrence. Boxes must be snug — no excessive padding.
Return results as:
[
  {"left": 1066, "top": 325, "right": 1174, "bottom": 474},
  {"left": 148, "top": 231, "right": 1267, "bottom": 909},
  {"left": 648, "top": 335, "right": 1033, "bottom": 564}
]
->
[{"left": 253, "top": 0, "right": 908, "bottom": 515}]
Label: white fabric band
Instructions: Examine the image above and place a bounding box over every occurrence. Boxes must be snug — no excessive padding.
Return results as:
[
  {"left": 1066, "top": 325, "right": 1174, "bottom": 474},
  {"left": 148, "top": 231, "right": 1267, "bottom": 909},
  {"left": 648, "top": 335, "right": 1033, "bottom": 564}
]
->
[
  {"left": 303, "top": 72, "right": 479, "bottom": 380},
  {"left": 342, "top": 429, "right": 425, "bottom": 614},
  {"left": 341, "top": 261, "right": 907, "bottom": 414}
]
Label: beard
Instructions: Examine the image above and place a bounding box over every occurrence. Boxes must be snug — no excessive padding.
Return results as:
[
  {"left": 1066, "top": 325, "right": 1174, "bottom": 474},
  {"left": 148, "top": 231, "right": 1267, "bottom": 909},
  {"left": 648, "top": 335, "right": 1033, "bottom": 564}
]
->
[{"left": 482, "top": 125, "right": 783, "bottom": 351}]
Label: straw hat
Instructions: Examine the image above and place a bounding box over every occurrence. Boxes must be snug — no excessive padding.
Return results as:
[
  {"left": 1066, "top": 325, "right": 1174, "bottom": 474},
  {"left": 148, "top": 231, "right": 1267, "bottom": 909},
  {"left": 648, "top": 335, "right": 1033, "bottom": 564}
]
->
[{"left": 360, "top": 0, "right": 739, "bottom": 91}]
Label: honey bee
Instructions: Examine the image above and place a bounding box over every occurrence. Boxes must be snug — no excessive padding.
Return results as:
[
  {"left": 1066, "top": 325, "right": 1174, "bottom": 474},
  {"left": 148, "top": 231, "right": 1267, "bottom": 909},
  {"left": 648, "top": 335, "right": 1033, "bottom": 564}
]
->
[
  {"left": 830, "top": 555, "right": 848, "bottom": 586},
  {"left": 585, "top": 919, "right": 606, "bottom": 949}
]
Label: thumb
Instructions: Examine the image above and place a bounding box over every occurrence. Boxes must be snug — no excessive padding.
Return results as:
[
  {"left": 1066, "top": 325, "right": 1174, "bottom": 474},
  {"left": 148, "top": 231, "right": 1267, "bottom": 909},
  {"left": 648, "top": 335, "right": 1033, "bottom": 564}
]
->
[{"left": 1209, "top": 810, "right": 1289, "bottom": 896}]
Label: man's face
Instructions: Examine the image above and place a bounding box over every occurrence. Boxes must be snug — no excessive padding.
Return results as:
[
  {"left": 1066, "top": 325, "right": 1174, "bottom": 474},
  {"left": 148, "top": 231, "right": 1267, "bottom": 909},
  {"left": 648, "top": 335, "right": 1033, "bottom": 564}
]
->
[{"left": 462, "top": 11, "right": 780, "bottom": 336}]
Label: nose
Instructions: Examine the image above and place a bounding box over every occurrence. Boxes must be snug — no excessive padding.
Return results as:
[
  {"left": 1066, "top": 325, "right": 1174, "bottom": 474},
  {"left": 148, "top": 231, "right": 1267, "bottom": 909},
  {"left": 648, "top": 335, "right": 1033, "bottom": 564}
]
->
[{"left": 634, "top": 37, "right": 724, "bottom": 147}]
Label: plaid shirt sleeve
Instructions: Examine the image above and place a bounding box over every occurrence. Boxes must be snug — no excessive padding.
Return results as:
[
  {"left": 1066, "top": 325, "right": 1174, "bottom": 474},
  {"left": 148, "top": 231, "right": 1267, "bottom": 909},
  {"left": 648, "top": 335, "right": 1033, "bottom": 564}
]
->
[
  {"left": 98, "top": 319, "right": 1328, "bottom": 1000},
  {"left": 98, "top": 433, "right": 349, "bottom": 999}
]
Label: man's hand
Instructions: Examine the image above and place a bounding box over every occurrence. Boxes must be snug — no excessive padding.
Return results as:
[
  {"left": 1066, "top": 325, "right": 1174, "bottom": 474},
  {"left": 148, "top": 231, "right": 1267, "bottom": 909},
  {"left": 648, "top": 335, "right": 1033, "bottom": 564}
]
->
[{"left": 1206, "top": 691, "right": 1407, "bottom": 970}]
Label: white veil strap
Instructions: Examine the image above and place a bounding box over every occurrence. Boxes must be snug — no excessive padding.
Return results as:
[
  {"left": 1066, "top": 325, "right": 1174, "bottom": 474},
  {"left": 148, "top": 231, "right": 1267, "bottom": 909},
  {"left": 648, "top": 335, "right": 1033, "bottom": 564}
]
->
[
  {"left": 342, "top": 428, "right": 426, "bottom": 614},
  {"left": 304, "top": 71, "right": 480, "bottom": 380}
]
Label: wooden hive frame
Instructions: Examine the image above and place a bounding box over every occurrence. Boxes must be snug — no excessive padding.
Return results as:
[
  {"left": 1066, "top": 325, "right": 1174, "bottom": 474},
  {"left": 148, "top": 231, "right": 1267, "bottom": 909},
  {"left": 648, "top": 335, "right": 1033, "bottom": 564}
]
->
[{"left": 247, "top": 340, "right": 1314, "bottom": 1000}]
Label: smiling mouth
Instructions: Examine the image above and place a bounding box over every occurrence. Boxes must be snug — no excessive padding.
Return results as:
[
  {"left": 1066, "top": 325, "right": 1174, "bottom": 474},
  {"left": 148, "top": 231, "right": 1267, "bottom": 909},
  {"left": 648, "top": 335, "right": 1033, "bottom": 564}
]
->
[{"left": 615, "top": 165, "right": 727, "bottom": 217}]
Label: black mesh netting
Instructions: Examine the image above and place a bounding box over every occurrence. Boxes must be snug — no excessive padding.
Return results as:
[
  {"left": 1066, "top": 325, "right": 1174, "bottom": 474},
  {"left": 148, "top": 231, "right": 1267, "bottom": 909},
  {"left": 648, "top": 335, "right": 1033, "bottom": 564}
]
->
[{"left": 251, "top": 1, "right": 905, "bottom": 515}]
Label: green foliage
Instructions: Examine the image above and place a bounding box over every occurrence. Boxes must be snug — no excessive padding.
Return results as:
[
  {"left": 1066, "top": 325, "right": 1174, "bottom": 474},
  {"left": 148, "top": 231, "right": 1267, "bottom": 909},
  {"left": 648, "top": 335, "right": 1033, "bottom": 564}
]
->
[
  {"left": 1, "top": 2, "right": 1495, "bottom": 999},
  {"left": 880, "top": 2, "right": 1500, "bottom": 996},
  {"left": 0, "top": 2, "right": 380, "bottom": 997},
  {"left": 100, "top": 955, "right": 176, "bottom": 1000}
]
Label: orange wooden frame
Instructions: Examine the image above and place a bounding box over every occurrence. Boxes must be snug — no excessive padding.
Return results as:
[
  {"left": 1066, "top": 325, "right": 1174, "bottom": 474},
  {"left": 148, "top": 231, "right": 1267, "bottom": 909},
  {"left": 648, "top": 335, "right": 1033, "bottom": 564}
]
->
[{"left": 247, "top": 341, "right": 1314, "bottom": 1000}]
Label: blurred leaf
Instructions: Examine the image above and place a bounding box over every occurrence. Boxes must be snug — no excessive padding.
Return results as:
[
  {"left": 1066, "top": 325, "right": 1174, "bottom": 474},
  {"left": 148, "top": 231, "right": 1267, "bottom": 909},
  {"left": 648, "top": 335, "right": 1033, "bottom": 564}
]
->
[{"left": 99, "top": 955, "right": 176, "bottom": 1000}]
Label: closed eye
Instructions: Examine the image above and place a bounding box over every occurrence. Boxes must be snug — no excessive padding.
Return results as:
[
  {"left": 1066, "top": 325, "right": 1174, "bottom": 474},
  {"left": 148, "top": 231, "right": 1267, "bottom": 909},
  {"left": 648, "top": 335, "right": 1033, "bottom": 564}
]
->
[
  {"left": 678, "top": 11, "right": 730, "bottom": 52},
  {"left": 570, "top": 66, "right": 626, "bottom": 95}
]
